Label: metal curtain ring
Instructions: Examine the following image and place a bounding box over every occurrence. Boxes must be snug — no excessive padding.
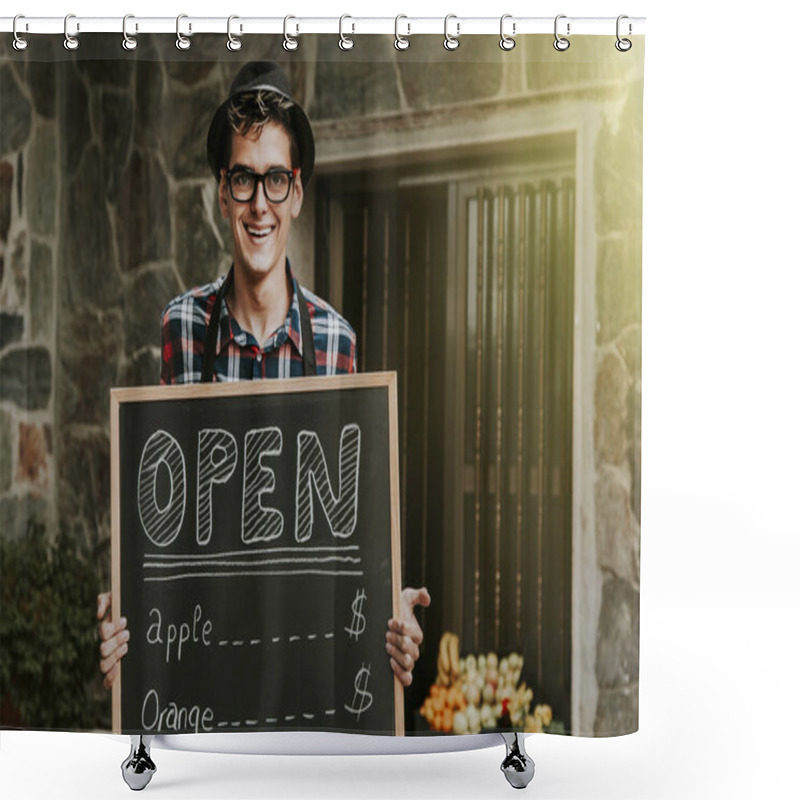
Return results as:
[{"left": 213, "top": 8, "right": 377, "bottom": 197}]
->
[
  {"left": 122, "top": 14, "right": 137, "bottom": 51},
  {"left": 64, "top": 13, "right": 79, "bottom": 51},
  {"left": 339, "top": 15, "right": 354, "bottom": 50},
  {"left": 616, "top": 15, "right": 632, "bottom": 51},
  {"left": 444, "top": 14, "right": 460, "bottom": 51},
  {"left": 12, "top": 15, "right": 28, "bottom": 51},
  {"left": 227, "top": 15, "right": 242, "bottom": 51},
  {"left": 553, "top": 14, "right": 570, "bottom": 51},
  {"left": 283, "top": 15, "right": 298, "bottom": 51},
  {"left": 394, "top": 15, "right": 410, "bottom": 51},
  {"left": 176, "top": 14, "right": 191, "bottom": 50},
  {"left": 499, "top": 14, "right": 515, "bottom": 51}
]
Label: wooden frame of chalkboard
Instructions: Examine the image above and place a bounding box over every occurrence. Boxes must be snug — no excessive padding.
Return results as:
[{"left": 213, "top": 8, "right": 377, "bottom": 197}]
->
[{"left": 111, "top": 372, "right": 404, "bottom": 737}]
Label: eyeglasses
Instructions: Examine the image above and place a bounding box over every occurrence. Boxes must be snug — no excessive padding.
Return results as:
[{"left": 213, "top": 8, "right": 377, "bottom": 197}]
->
[{"left": 225, "top": 167, "right": 299, "bottom": 204}]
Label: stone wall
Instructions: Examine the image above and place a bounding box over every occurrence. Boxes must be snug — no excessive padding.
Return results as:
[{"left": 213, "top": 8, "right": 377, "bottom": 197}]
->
[
  {"left": 592, "top": 74, "right": 642, "bottom": 735},
  {"left": 1, "top": 34, "right": 642, "bottom": 735},
  {"left": 1, "top": 56, "right": 57, "bottom": 540}
]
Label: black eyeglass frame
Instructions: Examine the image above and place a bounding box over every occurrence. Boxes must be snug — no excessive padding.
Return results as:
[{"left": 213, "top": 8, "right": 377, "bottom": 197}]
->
[{"left": 224, "top": 166, "right": 300, "bottom": 204}]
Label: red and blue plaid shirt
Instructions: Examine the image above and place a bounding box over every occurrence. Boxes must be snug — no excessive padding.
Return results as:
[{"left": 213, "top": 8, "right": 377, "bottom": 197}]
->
[{"left": 160, "top": 263, "right": 357, "bottom": 384}]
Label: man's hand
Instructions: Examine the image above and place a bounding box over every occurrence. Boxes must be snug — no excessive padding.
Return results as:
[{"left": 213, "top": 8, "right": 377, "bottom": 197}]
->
[
  {"left": 386, "top": 587, "right": 431, "bottom": 687},
  {"left": 97, "top": 592, "right": 129, "bottom": 690}
]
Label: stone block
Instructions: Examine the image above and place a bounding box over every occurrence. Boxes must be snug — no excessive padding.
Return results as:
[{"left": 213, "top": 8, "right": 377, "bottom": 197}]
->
[
  {"left": 60, "top": 144, "right": 120, "bottom": 310},
  {"left": 24, "top": 60, "right": 56, "bottom": 120},
  {"left": 56, "top": 310, "right": 123, "bottom": 426},
  {"left": 76, "top": 58, "right": 133, "bottom": 90},
  {"left": 98, "top": 91, "right": 134, "bottom": 201},
  {"left": 1, "top": 160, "right": 12, "bottom": 243},
  {"left": 595, "top": 347, "right": 630, "bottom": 466},
  {"left": 165, "top": 57, "right": 216, "bottom": 87},
  {"left": 174, "top": 184, "right": 226, "bottom": 289},
  {"left": 29, "top": 238, "right": 53, "bottom": 341},
  {"left": 133, "top": 62, "right": 164, "bottom": 150},
  {"left": 116, "top": 148, "right": 171, "bottom": 272},
  {"left": 56, "top": 426, "right": 111, "bottom": 545},
  {"left": 596, "top": 575, "right": 639, "bottom": 688},
  {"left": 593, "top": 684, "right": 638, "bottom": 736},
  {"left": 596, "top": 234, "right": 642, "bottom": 345},
  {"left": 616, "top": 325, "right": 641, "bottom": 378},
  {"left": 0, "top": 346, "right": 51, "bottom": 410},
  {"left": 595, "top": 464, "right": 640, "bottom": 587},
  {"left": 594, "top": 80, "right": 644, "bottom": 234},
  {"left": 311, "top": 39, "right": 401, "bottom": 120},
  {"left": 398, "top": 41, "right": 504, "bottom": 109},
  {"left": 158, "top": 83, "right": 220, "bottom": 180},
  {"left": 0, "top": 65, "right": 32, "bottom": 157},
  {"left": 124, "top": 264, "right": 181, "bottom": 353},
  {"left": 15, "top": 422, "right": 51, "bottom": 488},
  {"left": 1, "top": 312, "right": 24, "bottom": 350},
  {"left": 0, "top": 493, "right": 49, "bottom": 541},
  {"left": 8, "top": 229, "right": 26, "bottom": 305},
  {"left": 0, "top": 408, "right": 12, "bottom": 492},
  {"left": 24, "top": 121, "right": 58, "bottom": 236},
  {"left": 59, "top": 66, "right": 90, "bottom": 178},
  {"left": 626, "top": 376, "right": 641, "bottom": 524},
  {"left": 117, "top": 348, "right": 161, "bottom": 388}
]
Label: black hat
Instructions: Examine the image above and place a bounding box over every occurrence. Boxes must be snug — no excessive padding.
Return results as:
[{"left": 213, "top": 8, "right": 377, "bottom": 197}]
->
[{"left": 206, "top": 61, "right": 315, "bottom": 189}]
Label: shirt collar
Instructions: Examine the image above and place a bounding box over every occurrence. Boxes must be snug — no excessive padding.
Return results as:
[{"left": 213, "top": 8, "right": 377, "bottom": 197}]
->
[{"left": 216, "top": 261, "right": 303, "bottom": 357}]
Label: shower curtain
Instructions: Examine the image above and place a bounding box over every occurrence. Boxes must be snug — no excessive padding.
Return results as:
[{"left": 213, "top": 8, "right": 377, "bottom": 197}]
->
[{"left": 0, "top": 27, "right": 643, "bottom": 740}]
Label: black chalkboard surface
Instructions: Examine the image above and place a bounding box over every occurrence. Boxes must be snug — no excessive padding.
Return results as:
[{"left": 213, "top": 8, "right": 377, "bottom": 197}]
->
[{"left": 111, "top": 373, "right": 403, "bottom": 736}]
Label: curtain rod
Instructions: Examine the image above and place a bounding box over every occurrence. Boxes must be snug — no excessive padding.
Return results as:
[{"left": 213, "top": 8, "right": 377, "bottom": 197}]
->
[{"left": 1, "top": 15, "right": 646, "bottom": 38}]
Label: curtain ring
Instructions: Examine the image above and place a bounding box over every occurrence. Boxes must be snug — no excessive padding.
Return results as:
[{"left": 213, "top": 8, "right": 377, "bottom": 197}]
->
[
  {"left": 499, "top": 14, "right": 515, "bottom": 51},
  {"left": 283, "top": 15, "right": 299, "bottom": 51},
  {"left": 339, "top": 14, "right": 354, "bottom": 51},
  {"left": 553, "top": 14, "right": 570, "bottom": 51},
  {"left": 64, "top": 13, "right": 79, "bottom": 51},
  {"left": 122, "top": 14, "right": 138, "bottom": 51},
  {"left": 12, "top": 15, "right": 28, "bottom": 51},
  {"left": 615, "top": 15, "right": 632, "bottom": 52},
  {"left": 443, "top": 14, "right": 460, "bottom": 51},
  {"left": 176, "top": 14, "right": 191, "bottom": 50},
  {"left": 394, "top": 15, "right": 410, "bottom": 51},
  {"left": 227, "top": 15, "right": 242, "bottom": 51}
]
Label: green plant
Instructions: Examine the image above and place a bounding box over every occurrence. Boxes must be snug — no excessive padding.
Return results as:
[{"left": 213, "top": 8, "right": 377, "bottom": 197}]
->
[{"left": 0, "top": 522, "right": 104, "bottom": 729}]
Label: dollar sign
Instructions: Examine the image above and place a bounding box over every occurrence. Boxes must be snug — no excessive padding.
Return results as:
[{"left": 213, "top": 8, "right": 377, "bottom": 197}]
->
[
  {"left": 344, "top": 588, "right": 367, "bottom": 641},
  {"left": 344, "top": 663, "right": 373, "bottom": 721}
]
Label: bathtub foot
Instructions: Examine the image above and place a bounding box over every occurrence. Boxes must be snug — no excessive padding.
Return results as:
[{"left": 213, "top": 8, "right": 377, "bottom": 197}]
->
[
  {"left": 121, "top": 735, "right": 156, "bottom": 791},
  {"left": 499, "top": 732, "right": 535, "bottom": 789}
]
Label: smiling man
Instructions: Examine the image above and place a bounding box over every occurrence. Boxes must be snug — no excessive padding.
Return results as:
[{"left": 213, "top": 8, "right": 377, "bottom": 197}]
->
[
  {"left": 161, "top": 62, "right": 357, "bottom": 383},
  {"left": 98, "top": 61, "right": 430, "bottom": 695}
]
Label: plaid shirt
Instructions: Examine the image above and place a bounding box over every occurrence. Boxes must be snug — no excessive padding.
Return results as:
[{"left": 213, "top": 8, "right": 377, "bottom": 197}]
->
[{"left": 160, "top": 263, "right": 357, "bottom": 384}]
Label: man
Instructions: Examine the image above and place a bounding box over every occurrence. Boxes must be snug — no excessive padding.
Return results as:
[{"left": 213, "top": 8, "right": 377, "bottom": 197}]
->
[{"left": 98, "top": 61, "right": 430, "bottom": 695}]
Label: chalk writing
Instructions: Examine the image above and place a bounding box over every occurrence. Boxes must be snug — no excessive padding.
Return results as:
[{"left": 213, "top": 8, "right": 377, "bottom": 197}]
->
[
  {"left": 345, "top": 588, "right": 367, "bottom": 641},
  {"left": 197, "top": 429, "right": 238, "bottom": 545},
  {"left": 242, "top": 427, "right": 284, "bottom": 544},
  {"left": 146, "top": 604, "right": 212, "bottom": 663},
  {"left": 295, "top": 424, "right": 361, "bottom": 543},
  {"left": 345, "top": 663, "right": 373, "bottom": 721},
  {"left": 135, "top": 424, "right": 362, "bottom": 547},
  {"left": 140, "top": 688, "right": 213, "bottom": 734},
  {"left": 141, "top": 544, "right": 364, "bottom": 582},
  {"left": 138, "top": 430, "right": 186, "bottom": 547}
]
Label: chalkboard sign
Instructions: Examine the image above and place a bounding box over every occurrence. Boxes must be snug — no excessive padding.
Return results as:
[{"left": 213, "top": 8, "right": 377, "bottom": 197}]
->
[{"left": 111, "top": 373, "right": 403, "bottom": 736}]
